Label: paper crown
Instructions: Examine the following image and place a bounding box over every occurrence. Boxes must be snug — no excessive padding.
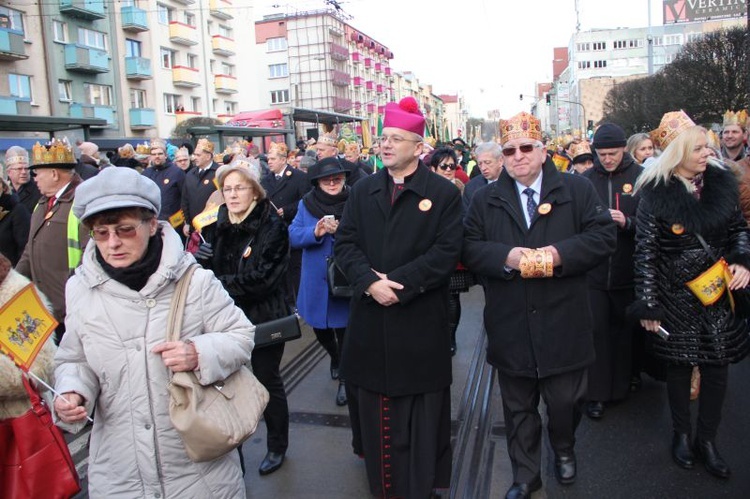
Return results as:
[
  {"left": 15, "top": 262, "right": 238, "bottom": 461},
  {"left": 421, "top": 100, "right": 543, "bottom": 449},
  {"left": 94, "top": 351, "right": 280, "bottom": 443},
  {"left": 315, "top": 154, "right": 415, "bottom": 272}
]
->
[
  {"left": 569, "top": 141, "right": 593, "bottom": 161},
  {"left": 4, "top": 154, "right": 28, "bottom": 166},
  {"left": 722, "top": 109, "right": 748, "bottom": 129},
  {"left": 706, "top": 129, "right": 721, "bottom": 149},
  {"left": 135, "top": 142, "right": 151, "bottom": 155},
  {"left": 317, "top": 133, "right": 338, "bottom": 147},
  {"left": 500, "top": 112, "right": 543, "bottom": 145},
  {"left": 649, "top": 110, "right": 695, "bottom": 150},
  {"left": 196, "top": 138, "right": 215, "bottom": 154},
  {"left": 149, "top": 139, "right": 167, "bottom": 152},
  {"left": 383, "top": 97, "right": 425, "bottom": 137},
  {"left": 31, "top": 138, "right": 76, "bottom": 167}
]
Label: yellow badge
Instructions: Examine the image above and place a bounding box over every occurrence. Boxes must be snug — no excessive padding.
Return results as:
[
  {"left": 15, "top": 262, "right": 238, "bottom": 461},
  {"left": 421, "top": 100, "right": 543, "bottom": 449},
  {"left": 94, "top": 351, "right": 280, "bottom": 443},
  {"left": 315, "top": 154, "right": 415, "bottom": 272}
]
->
[
  {"left": 163, "top": 178, "right": 170, "bottom": 184},
  {"left": 203, "top": 179, "right": 210, "bottom": 185},
  {"left": 242, "top": 246, "right": 252, "bottom": 259},
  {"left": 538, "top": 203, "right": 552, "bottom": 215},
  {"left": 419, "top": 199, "right": 432, "bottom": 212},
  {"left": 285, "top": 170, "right": 292, "bottom": 177},
  {"left": 672, "top": 224, "right": 684, "bottom": 235},
  {"left": 623, "top": 183, "right": 633, "bottom": 194}
]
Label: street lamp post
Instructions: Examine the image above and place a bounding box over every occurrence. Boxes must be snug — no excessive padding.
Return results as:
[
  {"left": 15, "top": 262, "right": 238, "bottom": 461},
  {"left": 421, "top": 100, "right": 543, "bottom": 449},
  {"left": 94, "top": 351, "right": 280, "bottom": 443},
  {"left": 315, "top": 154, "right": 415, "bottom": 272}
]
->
[{"left": 290, "top": 55, "right": 325, "bottom": 108}]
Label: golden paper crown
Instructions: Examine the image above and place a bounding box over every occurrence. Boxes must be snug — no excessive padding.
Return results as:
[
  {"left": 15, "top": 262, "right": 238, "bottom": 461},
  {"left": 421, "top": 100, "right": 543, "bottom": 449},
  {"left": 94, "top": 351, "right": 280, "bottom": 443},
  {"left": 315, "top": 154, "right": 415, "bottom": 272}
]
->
[
  {"left": 196, "top": 138, "right": 215, "bottom": 154},
  {"left": 722, "top": 109, "right": 748, "bottom": 129},
  {"left": 4, "top": 154, "right": 28, "bottom": 166},
  {"left": 317, "top": 133, "right": 337, "bottom": 147},
  {"left": 31, "top": 138, "right": 76, "bottom": 167},
  {"left": 135, "top": 142, "right": 151, "bottom": 155},
  {"left": 500, "top": 112, "right": 543, "bottom": 145},
  {"left": 706, "top": 130, "right": 721, "bottom": 149},
  {"left": 149, "top": 139, "right": 167, "bottom": 153},
  {"left": 569, "top": 141, "right": 592, "bottom": 160},
  {"left": 649, "top": 110, "right": 695, "bottom": 150},
  {"left": 268, "top": 142, "right": 288, "bottom": 156}
]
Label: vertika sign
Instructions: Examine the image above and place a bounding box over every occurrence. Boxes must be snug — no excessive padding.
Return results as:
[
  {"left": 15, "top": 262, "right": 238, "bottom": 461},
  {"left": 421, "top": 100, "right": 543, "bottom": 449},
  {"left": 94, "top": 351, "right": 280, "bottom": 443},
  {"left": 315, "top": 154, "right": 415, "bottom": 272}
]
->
[{"left": 663, "top": 0, "right": 746, "bottom": 23}]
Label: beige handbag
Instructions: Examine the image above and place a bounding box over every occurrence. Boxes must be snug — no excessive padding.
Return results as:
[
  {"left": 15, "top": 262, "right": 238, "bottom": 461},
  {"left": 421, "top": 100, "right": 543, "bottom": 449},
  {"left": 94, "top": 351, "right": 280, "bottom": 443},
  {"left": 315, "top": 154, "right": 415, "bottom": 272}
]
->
[{"left": 166, "top": 264, "right": 269, "bottom": 462}]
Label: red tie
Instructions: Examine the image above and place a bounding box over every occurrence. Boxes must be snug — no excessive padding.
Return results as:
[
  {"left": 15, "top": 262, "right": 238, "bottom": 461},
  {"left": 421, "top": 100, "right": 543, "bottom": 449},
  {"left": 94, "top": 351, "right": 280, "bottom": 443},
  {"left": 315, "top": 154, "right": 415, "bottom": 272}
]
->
[{"left": 47, "top": 196, "right": 57, "bottom": 212}]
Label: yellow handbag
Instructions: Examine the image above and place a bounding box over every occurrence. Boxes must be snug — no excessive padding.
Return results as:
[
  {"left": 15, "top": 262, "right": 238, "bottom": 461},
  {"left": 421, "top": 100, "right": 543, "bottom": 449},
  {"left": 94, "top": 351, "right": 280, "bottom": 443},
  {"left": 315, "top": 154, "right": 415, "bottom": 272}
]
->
[{"left": 685, "top": 257, "right": 728, "bottom": 306}]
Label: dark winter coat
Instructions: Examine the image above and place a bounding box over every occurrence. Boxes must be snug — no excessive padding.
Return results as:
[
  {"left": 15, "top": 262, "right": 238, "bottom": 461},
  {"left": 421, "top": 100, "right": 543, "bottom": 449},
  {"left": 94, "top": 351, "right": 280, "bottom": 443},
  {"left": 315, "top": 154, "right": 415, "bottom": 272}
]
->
[
  {"left": 260, "top": 166, "right": 310, "bottom": 224},
  {"left": 76, "top": 158, "right": 100, "bottom": 180},
  {"left": 463, "top": 159, "right": 617, "bottom": 378},
  {"left": 630, "top": 164, "right": 750, "bottom": 366},
  {"left": 142, "top": 161, "right": 185, "bottom": 221},
  {"left": 583, "top": 153, "right": 644, "bottom": 289},
  {"left": 0, "top": 190, "right": 30, "bottom": 265},
  {"left": 463, "top": 175, "right": 490, "bottom": 213},
  {"left": 12, "top": 180, "right": 41, "bottom": 214},
  {"left": 181, "top": 161, "right": 219, "bottom": 228},
  {"left": 201, "top": 199, "right": 290, "bottom": 325},
  {"left": 334, "top": 165, "right": 463, "bottom": 397}
]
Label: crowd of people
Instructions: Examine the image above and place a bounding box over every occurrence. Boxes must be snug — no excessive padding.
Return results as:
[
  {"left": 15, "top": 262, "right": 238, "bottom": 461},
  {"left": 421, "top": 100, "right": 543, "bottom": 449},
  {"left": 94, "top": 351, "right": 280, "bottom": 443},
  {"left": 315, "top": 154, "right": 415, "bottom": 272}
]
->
[{"left": 2, "top": 101, "right": 750, "bottom": 499}]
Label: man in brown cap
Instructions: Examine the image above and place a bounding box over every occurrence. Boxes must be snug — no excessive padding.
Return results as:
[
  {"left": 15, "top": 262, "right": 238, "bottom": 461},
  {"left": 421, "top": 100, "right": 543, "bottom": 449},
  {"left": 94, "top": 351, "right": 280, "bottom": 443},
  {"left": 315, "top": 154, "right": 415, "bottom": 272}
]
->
[{"left": 463, "top": 112, "right": 616, "bottom": 499}]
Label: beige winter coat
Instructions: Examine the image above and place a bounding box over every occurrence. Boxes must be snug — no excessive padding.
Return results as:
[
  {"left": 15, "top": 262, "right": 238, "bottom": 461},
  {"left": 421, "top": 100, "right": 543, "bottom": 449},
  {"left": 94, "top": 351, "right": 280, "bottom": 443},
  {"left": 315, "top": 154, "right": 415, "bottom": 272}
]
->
[{"left": 55, "top": 224, "right": 254, "bottom": 498}]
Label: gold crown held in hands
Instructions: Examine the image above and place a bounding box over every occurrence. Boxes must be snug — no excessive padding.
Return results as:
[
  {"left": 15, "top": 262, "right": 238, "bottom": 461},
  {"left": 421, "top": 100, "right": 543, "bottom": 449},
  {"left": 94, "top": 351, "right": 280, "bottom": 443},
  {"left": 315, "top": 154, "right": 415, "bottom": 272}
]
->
[
  {"left": 500, "top": 112, "right": 543, "bottom": 145},
  {"left": 31, "top": 138, "right": 76, "bottom": 166},
  {"left": 650, "top": 110, "right": 695, "bottom": 150}
]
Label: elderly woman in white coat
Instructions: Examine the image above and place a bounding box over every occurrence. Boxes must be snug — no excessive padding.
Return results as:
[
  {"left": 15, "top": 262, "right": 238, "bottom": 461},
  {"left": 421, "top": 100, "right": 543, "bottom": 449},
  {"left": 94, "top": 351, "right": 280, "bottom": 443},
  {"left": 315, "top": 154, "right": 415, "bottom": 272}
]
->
[{"left": 52, "top": 167, "right": 254, "bottom": 498}]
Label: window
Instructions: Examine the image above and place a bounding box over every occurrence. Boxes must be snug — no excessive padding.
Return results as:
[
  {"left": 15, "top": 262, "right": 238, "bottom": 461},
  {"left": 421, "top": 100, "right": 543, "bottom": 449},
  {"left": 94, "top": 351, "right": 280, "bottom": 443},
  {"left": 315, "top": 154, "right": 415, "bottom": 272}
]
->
[
  {"left": 58, "top": 80, "right": 72, "bottom": 101},
  {"left": 8, "top": 74, "right": 31, "bottom": 100},
  {"left": 577, "top": 60, "right": 591, "bottom": 69},
  {"left": 52, "top": 20, "right": 67, "bottom": 43},
  {"left": 121, "top": 0, "right": 136, "bottom": 6},
  {"left": 191, "top": 97, "right": 201, "bottom": 113},
  {"left": 267, "top": 37, "right": 287, "bottom": 52},
  {"left": 666, "top": 53, "right": 676, "bottom": 64},
  {"left": 221, "top": 62, "right": 234, "bottom": 76},
  {"left": 130, "top": 89, "right": 147, "bottom": 108},
  {"left": 593, "top": 60, "right": 607, "bottom": 68},
  {"left": 651, "top": 36, "right": 663, "bottom": 46},
  {"left": 185, "top": 12, "right": 195, "bottom": 27},
  {"left": 160, "top": 47, "right": 176, "bottom": 68},
  {"left": 83, "top": 83, "right": 113, "bottom": 106},
  {"left": 157, "top": 4, "right": 173, "bottom": 25},
  {"left": 186, "top": 53, "right": 198, "bottom": 69},
  {"left": 218, "top": 24, "right": 233, "bottom": 38},
  {"left": 0, "top": 6, "right": 24, "bottom": 33},
  {"left": 212, "top": 98, "right": 218, "bottom": 113},
  {"left": 270, "top": 89, "right": 289, "bottom": 104},
  {"left": 575, "top": 42, "right": 590, "bottom": 52},
  {"left": 664, "top": 34, "right": 683, "bottom": 45},
  {"left": 592, "top": 41, "right": 606, "bottom": 51},
  {"left": 269, "top": 63, "right": 288, "bottom": 78},
  {"left": 78, "top": 27, "right": 107, "bottom": 51},
  {"left": 125, "top": 39, "right": 141, "bottom": 58},
  {"left": 686, "top": 33, "right": 703, "bottom": 43},
  {"left": 164, "top": 93, "right": 182, "bottom": 114},
  {"left": 225, "top": 101, "right": 237, "bottom": 115},
  {"left": 209, "top": 59, "right": 216, "bottom": 73}
]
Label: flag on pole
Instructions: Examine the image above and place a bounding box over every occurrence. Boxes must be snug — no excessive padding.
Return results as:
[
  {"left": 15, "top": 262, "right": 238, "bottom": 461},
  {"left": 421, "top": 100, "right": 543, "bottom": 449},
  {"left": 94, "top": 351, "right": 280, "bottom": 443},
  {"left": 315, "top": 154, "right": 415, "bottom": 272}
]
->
[
  {"left": 192, "top": 205, "right": 220, "bottom": 231},
  {"left": 0, "top": 284, "right": 58, "bottom": 372},
  {"left": 377, "top": 115, "right": 384, "bottom": 136}
]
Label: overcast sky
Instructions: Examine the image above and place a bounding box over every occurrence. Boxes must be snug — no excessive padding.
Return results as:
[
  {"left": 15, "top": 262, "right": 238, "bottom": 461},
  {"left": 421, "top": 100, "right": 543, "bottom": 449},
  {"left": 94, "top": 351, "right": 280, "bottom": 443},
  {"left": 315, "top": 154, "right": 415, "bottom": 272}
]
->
[{"left": 258, "top": 0, "right": 664, "bottom": 118}]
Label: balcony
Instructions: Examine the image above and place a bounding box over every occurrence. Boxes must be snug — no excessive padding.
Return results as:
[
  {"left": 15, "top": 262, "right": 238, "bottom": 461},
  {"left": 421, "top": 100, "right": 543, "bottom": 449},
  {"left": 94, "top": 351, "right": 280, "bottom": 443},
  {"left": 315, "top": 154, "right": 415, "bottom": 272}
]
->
[
  {"left": 365, "top": 80, "right": 374, "bottom": 91},
  {"left": 209, "top": 0, "right": 234, "bottom": 20},
  {"left": 0, "top": 28, "right": 27, "bottom": 60},
  {"left": 376, "top": 84, "right": 384, "bottom": 94},
  {"left": 375, "top": 62, "right": 382, "bottom": 73},
  {"left": 172, "top": 66, "right": 200, "bottom": 87},
  {"left": 331, "top": 70, "right": 350, "bottom": 87},
  {"left": 353, "top": 76, "right": 363, "bottom": 87},
  {"left": 333, "top": 97, "right": 352, "bottom": 113},
  {"left": 330, "top": 42, "right": 348, "bottom": 61},
  {"left": 69, "top": 103, "right": 114, "bottom": 124},
  {"left": 366, "top": 103, "right": 375, "bottom": 113},
  {"left": 121, "top": 6, "right": 149, "bottom": 32},
  {"left": 129, "top": 108, "right": 155, "bottom": 129},
  {"left": 214, "top": 74, "right": 237, "bottom": 94},
  {"left": 172, "top": 0, "right": 195, "bottom": 4},
  {"left": 384, "top": 67, "right": 392, "bottom": 77},
  {"left": 59, "top": 0, "right": 106, "bottom": 20},
  {"left": 353, "top": 101, "right": 361, "bottom": 111},
  {"left": 0, "top": 96, "right": 31, "bottom": 114},
  {"left": 175, "top": 110, "right": 201, "bottom": 124},
  {"left": 64, "top": 44, "right": 109, "bottom": 73},
  {"left": 351, "top": 52, "right": 361, "bottom": 64},
  {"left": 169, "top": 22, "right": 198, "bottom": 46},
  {"left": 125, "top": 57, "right": 152, "bottom": 80},
  {"left": 364, "top": 57, "right": 372, "bottom": 69},
  {"left": 211, "top": 35, "right": 235, "bottom": 56}
]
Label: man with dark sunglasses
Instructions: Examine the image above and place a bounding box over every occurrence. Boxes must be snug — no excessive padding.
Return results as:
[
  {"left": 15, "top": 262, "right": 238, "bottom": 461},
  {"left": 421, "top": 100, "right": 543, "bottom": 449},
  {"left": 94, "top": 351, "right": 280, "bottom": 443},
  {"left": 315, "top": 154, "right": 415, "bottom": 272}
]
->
[{"left": 463, "top": 111, "right": 616, "bottom": 499}]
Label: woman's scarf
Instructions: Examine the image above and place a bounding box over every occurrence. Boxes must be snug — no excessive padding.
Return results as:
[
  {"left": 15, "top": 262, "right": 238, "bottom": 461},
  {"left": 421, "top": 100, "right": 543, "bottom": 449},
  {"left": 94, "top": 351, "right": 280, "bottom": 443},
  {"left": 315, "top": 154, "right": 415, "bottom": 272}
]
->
[
  {"left": 95, "top": 228, "right": 164, "bottom": 291},
  {"left": 302, "top": 185, "right": 349, "bottom": 219}
]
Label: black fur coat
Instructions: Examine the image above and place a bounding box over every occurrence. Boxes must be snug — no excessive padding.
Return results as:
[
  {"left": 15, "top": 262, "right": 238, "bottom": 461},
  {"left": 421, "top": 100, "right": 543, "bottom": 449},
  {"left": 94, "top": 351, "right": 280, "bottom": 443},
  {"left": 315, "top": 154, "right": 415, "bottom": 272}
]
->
[{"left": 630, "top": 164, "right": 750, "bottom": 366}]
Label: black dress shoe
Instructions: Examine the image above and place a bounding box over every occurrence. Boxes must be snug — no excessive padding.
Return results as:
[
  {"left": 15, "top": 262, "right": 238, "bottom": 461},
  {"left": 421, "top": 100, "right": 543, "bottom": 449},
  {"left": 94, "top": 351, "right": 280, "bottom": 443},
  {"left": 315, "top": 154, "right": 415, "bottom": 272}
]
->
[
  {"left": 505, "top": 478, "right": 542, "bottom": 499},
  {"left": 694, "top": 439, "right": 731, "bottom": 478},
  {"left": 336, "top": 381, "right": 348, "bottom": 406},
  {"left": 258, "top": 451, "right": 285, "bottom": 475},
  {"left": 554, "top": 451, "right": 577, "bottom": 485},
  {"left": 586, "top": 401, "right": 604, "bottom": 420},
  {"left": 671, "top": 432, "right": 694, "bottom": 469}
]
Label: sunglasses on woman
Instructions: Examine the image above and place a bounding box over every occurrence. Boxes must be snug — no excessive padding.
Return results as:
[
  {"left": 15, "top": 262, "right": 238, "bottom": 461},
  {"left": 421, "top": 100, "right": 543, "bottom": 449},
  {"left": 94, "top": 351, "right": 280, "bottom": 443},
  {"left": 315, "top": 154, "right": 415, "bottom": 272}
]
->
[
  {"left": 438, "top": 163, "right": 456, "bottom": 171},
  {"left": 90, "top": 221, "right": 144, "bottom": 241}
]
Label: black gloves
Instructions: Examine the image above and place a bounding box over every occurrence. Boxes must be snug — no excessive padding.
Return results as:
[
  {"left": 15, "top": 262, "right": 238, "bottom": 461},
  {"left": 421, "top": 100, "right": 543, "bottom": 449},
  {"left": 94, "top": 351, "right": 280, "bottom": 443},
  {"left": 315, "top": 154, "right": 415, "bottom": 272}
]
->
[{"left": 195, "top": 242, "right": 214, "bottom": 261}]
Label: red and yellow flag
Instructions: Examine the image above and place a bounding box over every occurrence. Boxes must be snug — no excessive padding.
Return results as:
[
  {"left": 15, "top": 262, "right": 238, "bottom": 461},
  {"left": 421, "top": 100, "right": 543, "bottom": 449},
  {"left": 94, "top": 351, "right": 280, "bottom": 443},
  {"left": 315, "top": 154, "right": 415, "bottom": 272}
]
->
[{"left": 0, "top": 284, "right": 58, "bottom": 372}]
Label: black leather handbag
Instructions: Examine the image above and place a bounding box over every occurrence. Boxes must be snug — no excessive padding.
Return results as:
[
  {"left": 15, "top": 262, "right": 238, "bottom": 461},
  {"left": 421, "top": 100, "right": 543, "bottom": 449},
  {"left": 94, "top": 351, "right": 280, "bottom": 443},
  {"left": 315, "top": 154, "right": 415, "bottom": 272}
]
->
[
  {"left": 254, "top": 314, "right": 302, "bottom": 348},
  {"left": 327, "top": 256, "right": 353, "bottom": 298}
]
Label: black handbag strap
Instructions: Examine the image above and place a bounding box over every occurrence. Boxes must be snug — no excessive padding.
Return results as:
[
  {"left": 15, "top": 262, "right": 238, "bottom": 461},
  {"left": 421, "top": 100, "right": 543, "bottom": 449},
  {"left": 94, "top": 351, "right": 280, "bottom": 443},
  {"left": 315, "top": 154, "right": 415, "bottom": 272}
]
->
[{"left": 695, "top": 233, "right": 718, "bottom": 262}]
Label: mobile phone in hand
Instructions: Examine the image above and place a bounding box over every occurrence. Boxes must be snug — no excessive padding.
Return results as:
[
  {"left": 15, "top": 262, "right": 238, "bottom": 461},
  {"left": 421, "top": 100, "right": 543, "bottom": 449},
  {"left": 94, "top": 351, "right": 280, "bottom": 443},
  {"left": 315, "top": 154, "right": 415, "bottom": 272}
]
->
[{"left": 657, "top": 325, "right": 670, "bottom": 340}]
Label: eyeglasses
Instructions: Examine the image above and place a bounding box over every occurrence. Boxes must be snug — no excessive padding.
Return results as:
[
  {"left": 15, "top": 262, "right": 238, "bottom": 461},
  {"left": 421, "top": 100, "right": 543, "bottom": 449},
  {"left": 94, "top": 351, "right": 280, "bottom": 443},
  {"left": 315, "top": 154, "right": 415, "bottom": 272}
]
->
[
  {"left": 377, "top": 135, "right": 422, "bottom": 146},
  {"left": 90, "top": 221, "right": 145, "bottom": 241},
  {"left": 501, "top": 144, "right": 539, "bottom": 157},
  {"left": 319, "top": 176, "right": 345, "bottom": 185},
  {"left": 222, "top": 185, "right": 252, "bottom": 195},
  {"left": 175, "top": 158, "right": 189, "bottom": 162},
  {"left": 438, "top": 163, "right": 456, "bottom": 171}
]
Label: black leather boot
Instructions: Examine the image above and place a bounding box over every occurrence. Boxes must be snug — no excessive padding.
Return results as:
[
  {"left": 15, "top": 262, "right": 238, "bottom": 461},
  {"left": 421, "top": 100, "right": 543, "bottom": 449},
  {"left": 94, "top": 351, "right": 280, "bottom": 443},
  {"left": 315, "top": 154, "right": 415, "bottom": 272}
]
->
[
  {"left": 671, "top": 432, "right": 694, "bottom": 469},
  {"left": 694, "top": 439, "right": 731, "bottom": 478}
]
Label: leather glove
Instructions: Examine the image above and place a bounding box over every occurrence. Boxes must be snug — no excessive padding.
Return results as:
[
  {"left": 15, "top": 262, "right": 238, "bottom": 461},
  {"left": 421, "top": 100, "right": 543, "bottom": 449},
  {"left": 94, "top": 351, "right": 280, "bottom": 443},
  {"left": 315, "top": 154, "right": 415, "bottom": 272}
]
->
[{"left": 195, "top": 242, "right": 214, "bottom": 261}]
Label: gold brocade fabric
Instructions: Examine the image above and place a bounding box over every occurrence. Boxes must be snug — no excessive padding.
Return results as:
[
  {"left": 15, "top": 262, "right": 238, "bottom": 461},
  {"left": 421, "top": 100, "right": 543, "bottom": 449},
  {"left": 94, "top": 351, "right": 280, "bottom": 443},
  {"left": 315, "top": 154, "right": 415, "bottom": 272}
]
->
[{"left": 519, "top": 249, "right": 554, "bottom": 279}]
